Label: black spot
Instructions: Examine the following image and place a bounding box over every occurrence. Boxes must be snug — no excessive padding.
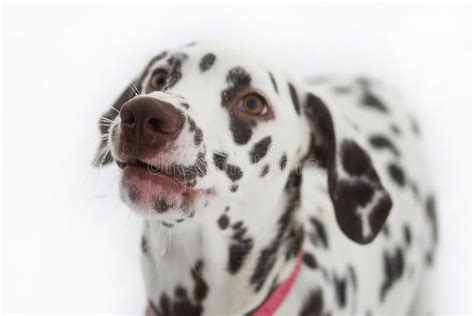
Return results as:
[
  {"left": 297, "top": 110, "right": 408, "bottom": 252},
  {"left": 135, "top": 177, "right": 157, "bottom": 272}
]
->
[
  {"left": 230, "top": 184, "right": 239, "bottom": 192},
  {"left": 329, "top": 136, "right": 391, "bottom": 244},
  {"left": 175, "top": 286, "right": 187, "bottom": 298},
  {"left": 411, "top": 117, "right": 420, "bottom": 135},
  {"left": 249, "top": 136, "right": 272, "bottom": 163},
  {"left": 128, "top": 186, "right": 139, "bottom": 203},
  {"left": 380, "top": 247, "right": 405, "bottom": 301},
  {"left": 303, "top": 252, "right": 317, "bottom": 269},
  {"left": 357, "top": 77, "right": 372, "bottom": 87},
  {"left": 192, "top": 260, "right": 208, "bottom": 302},
  {"left": 180, "top": 102, "right": 190, "bottom": 109},
  {"left": 165, "top": 54, "right": 188, "bottom": 90},
  {"left": 213, "top": 152, "right": 227, "bottom": 171},
  {"left": 360, "top": 90, "right": 388, "bottom": 113},
  {"left": 309, "top": 217, "right": 329, "bottom": 248},
  {"left": 285, "top": 225, "right": 304, "bottom": 260},
  {"left": 332, "top": 180, "right": 391, "bottom": 244},
  {"left": 388, "top": 163, "right": 405, "bottom": 187},
  {"left": 148, "top": 51, "right": 168, "bottom": 67},
  {"left": 334, "top": 276, "right": 347, "bottom": 307},
  {"left": 426, "top": 195, "right": 438, "bottom": 243},
  {"left": 280, "top": 154, "right": 288, "bottom": 170},
  {"left": 193, "top": 129, "right": 203, "bottom": 145},
  {"left": 303, "top": 93, "right": 336, "bottom": 169},
  {"left": 219, "top": 68, "right": 257, "bottom": 144},
  {"left": 260, "top": 164, "right": 270, "bottom": 178},
  {"left": 425, "top": 252, "right": 434, "bottom": 266},
  {"left": 199, "top": 53, "right": 216, "bottom": 72},
  {"left": 403, "top": 225, "right": 412, "bottom": 246},
  {"left": 288, "top": 83, "right": 301, "bottom": 115},
  {"left": 218, "top": 214, "right": 230, "bottom": 230},
  {"left": 340, "top": 140, "right": 373, "bottom": 177},
  {"left": 188, "top": 117, "right": 203, "bottom": 145},
  {"left": 348, "top": 265, "right": 358, "bottom": 290},
  {"left": 225, "top": 164, "right": 243, "bottom": 181},
  {"left": 141, "top": 235, "right": 148, "bottom": 253},
  {"left": 154, "top": 197, "right": 172, "bottom": 213},
  {"left": 221, "top": 66, "right": 251, "bottom": 103},
  {"left": 410, "top": 181, "right": 420, "bottom": 199},
  {"left": 369, "top": 134, "right": 400, "bottom": 157},
  {"left": 229, "top": 114, "right": 256, "bottom": 145},
  {"left": 334, "top": 86, "right": 352, "bottom": 94},
  {"left": 166, "top": 56, "right": 175, "bottom": 65},
  {"left": 228, "top": 222, "right": 254, "bottom": 274},
  {"left": 382, "top": 225, "right": 390, "bottom": 237},
  {"left": 391, "top": 124, "right": 401, "bottom": 136},
  {"left": 335, "top": 180, "right": 375, "bottom": 208},
  {"left": 368, "top": 195, "right": 393, "bottom": 241},
  {"left": 232, "top": 221, "right": 243, "bottom": 230},
  {"left": 268, "top": 72, "right": 279, "bottom": 93},
  {"left": 299, "top": 289, "right": 324, "bottom": 316},
  {"left": 161, "top": 221, "right": 173, "bottom": 228}
]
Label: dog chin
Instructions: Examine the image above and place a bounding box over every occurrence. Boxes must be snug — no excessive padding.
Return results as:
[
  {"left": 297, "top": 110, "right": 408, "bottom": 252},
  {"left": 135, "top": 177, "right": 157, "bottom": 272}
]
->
[{"left": 120, "top": 180, "right": 191, "bottom": 212}]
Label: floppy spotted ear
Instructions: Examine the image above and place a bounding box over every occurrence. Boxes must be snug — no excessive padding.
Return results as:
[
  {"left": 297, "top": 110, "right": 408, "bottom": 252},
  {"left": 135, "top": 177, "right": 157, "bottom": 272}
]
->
[
  {"left": 303, "top": 92, "right": 392, "bottom": 244},
  {"left": 93, "top": 82, "right": 137, "bottom": 167}
]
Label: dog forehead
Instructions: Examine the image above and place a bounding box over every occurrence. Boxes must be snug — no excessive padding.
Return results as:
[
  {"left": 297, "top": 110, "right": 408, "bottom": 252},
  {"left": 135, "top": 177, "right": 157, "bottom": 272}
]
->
[
  {"left": 162, "top": 42, "right": 278, "bottom": 81},
  {"left": 184, "top": 41, "right": 270, "bottom": 65}
]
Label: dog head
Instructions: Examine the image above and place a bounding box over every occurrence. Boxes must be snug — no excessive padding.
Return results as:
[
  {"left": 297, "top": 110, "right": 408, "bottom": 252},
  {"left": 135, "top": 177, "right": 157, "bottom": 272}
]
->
[{"left": 94, "top": 42, "right": 391, "bottom": 244}]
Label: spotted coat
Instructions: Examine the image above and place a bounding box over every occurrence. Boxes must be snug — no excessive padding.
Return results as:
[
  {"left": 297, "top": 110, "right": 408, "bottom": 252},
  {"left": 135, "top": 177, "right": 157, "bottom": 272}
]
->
[{"left": 95, "top": 42, "right": 437, "bottom": 315}]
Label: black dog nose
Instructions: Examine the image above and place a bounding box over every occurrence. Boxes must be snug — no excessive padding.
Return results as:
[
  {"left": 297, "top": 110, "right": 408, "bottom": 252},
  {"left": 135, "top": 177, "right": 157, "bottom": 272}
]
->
[{"left": 120, "top": 96, "right": 185, "bottom": 147}]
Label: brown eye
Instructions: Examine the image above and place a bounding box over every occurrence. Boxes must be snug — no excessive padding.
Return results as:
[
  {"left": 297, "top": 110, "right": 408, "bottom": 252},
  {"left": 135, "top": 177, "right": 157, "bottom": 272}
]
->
[
  {"left": 239, "top": 94, "right": 268, "bottom": 115},
  {"left": 149, "top": 69, "right": 168, "bottom": 90}
]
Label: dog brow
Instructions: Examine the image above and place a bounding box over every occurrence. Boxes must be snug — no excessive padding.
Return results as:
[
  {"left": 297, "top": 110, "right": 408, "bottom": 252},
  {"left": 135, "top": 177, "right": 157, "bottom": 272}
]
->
[{"left": 221, "top": 66, "right": 251, "bottom": 103}]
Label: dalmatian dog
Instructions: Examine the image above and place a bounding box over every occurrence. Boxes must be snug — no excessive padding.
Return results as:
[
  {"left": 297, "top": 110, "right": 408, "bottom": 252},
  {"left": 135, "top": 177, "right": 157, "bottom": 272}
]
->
[{"left": 94, "top": 42, "right": 437, "bottom": 315}]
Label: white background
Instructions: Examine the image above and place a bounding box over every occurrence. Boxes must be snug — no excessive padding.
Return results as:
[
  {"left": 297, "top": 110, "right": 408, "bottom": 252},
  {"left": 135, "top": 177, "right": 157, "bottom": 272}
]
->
[{"left": 2, "top": 2, "right": 472, "bottom": 314}]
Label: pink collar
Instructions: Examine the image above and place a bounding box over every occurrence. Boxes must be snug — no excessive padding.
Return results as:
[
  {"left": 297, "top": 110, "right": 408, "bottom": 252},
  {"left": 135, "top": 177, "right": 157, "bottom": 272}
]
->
[
  {"left": 251, "top": 252, "right": 303, "bottom": 316},
  {"left": 146, "top": 253, "right": 303, "bottom": 316}
]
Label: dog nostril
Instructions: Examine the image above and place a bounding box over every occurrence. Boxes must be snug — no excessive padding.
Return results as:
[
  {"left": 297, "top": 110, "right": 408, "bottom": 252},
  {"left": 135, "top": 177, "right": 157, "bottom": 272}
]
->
[
  {"left": 148, "top": 118, "right": 164, "bottom": 134},
  {"left": 121, "top": 109, "right": 135, "bottom": 125},
  {"left": 148, "top": 118, "right": 178, "bottom": 134}
]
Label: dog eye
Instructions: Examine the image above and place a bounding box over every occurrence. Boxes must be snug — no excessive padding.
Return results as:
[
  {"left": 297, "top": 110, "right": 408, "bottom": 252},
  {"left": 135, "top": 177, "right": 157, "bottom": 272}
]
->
[
  {"left": 239, "top": 94, "right": 268, "bottom": 116},
  {"left": 149, "top": 69, "right": 168, "bottom": 90}
]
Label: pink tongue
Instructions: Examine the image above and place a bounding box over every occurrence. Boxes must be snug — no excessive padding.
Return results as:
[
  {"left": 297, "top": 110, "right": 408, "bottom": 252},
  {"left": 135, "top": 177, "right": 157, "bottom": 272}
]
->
[{"left": 122, "top": 165, "right": 186, "bottom": 208}]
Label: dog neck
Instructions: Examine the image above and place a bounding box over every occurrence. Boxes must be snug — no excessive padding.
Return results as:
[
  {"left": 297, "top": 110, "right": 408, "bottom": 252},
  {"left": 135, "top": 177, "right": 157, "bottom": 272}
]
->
[{"left": 142, "top": 170, "right": 304, "bottom": 315}]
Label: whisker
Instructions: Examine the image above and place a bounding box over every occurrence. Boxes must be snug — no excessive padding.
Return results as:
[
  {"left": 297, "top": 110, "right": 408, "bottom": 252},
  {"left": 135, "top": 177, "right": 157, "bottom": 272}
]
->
[
  {"left": 95, "top": 146, "right": 111, "bottom": 167},
  {"left": 99, "top": 117, "right": 114, "bottom": 124},
  {"left": 130, "top": 82, "right": 140, "bottom": 96}
]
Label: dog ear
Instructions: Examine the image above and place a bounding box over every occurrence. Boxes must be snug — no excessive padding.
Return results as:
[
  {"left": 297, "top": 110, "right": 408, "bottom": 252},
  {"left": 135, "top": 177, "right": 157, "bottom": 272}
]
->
[
  {"left": 302, "top": 91, "right": 392, "bottom": 244},
  {"left": 93, "top": 82, "right": 137, "bottom": 167}
]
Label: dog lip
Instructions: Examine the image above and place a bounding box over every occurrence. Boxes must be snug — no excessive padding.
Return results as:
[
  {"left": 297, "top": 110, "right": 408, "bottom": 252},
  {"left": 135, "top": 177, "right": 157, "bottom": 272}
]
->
[{"left": 117, "top": 159, "right": 163, "bottom": 174}]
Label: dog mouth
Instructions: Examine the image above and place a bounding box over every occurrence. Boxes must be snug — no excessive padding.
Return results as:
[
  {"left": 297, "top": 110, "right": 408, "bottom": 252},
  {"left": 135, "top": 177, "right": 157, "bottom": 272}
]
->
[
  {"left": 117, "top": 159, "right": 173, "bottom": 179},
  {"left": 117, "top": 158, "right": 212, "bottom": 214}
]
